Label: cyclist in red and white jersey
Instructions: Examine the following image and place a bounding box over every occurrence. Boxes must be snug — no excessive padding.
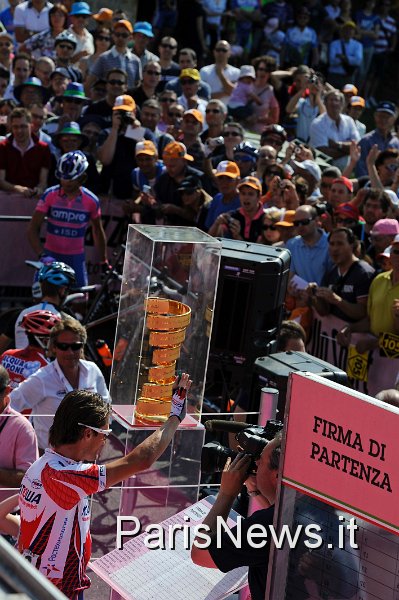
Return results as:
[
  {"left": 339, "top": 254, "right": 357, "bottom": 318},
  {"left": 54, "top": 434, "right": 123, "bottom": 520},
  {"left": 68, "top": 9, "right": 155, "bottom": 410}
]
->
[
  {"left": 18, "top": 381, "right": 189, "bottom": 599},
  {"left": 1, "top": 310, "right": 60, "bottom": 392}
]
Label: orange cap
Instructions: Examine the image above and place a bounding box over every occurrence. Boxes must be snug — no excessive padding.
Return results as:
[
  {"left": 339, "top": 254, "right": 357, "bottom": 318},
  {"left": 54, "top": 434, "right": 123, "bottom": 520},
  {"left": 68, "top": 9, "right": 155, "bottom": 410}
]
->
[
  {"left": 183, "top": 108, "right": 203, "bottom": 124},
  {"left": 276, "top": 210, "right": 296, "bottom": 227},
  {"left": 163, "top": 141, "right": 194, "bottom": 161},
  {"left": 113, "top": 94, "right": 136, "bottom": 111},
  {"left": 237, "top": 176, "right": 262, "bottom": 193},
  {"left": 135, "top": 140, "right": 157, "bottom": 156},
  {"left": 114, "top": 19, "right": 133, "bottom": 33},
  {"left": 93, "top": 8, "right": 113, "bottom": 21},
  {"left": 215, "top": 160, "right": 240, "bottom": 179}
]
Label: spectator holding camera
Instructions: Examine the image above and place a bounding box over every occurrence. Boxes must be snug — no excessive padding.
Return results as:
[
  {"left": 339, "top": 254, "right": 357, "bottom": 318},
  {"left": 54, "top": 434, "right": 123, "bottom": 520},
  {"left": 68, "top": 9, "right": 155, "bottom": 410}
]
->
[
  {"left": 191, "top": 430, "right": 282, "bottom": 600},
  {"left": 285, "top": 71, "right": 326, "bottom": 143},
  {"left": 209, "top": 176, "right": 264, "bottom": 242}
]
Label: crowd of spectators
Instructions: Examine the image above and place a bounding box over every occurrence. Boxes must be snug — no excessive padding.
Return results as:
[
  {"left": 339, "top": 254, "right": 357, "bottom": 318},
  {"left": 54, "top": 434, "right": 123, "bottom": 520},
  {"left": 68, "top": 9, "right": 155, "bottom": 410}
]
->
[{"left": 1, "top": 1, "right": 399, "bottom": 596}]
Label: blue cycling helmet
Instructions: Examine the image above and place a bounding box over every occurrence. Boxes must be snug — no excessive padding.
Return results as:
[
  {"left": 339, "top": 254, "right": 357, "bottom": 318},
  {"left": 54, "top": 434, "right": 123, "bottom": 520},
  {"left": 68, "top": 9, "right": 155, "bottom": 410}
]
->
[
  {"left": 55, "top": 150, "right": 89, "bottom": 180},
  {"left": 38, "top": 262, "right": 76, "bottom": 287},
  {"left": 233, "top": 142, "right": 258, "bottom": 161}
]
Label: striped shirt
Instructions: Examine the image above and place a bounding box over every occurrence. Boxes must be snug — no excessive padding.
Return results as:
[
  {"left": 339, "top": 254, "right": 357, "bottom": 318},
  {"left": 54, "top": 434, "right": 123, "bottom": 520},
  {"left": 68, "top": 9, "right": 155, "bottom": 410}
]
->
[{"left": 89, "top": 46, "right": 142, "bottom": 88}]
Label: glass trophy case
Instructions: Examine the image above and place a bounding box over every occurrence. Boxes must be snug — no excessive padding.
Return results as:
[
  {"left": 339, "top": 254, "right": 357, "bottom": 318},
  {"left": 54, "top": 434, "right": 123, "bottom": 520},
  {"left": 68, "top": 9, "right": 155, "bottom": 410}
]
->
[
  {"left": 90, "top": 226, "right": 222, "bottom": 586},
  {"left": 110, "top": 225, "right": 221, "bottom": 423}
]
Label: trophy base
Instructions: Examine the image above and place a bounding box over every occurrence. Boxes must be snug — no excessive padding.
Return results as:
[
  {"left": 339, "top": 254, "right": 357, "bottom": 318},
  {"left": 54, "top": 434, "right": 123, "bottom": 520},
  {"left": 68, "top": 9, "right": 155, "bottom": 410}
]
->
[{"left": 134, "top": 397, "right": 171, "bottom": 426}]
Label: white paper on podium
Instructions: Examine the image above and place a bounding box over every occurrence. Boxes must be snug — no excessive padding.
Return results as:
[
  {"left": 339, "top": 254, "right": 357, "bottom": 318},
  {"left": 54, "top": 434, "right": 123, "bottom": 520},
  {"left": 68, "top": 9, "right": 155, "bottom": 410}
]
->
[{"left": 89, "top": 496, "right": 248, "bottom": 600}]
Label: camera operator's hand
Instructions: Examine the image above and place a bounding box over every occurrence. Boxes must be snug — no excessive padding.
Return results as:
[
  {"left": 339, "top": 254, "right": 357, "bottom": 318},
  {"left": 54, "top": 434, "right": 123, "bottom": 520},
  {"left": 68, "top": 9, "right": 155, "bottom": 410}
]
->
[
  {"left": 140, "top": 191, "right": 157, "bottom": 207},
  {"left": 220, "top": 453, "right": 252, "bottom": 498},
  {"left": 112, "top": 111, "right": 123, "bottom": 131}
]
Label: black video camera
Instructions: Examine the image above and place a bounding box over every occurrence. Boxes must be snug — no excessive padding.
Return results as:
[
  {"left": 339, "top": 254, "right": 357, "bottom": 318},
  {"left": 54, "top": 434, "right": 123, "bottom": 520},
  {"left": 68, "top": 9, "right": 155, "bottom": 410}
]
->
[{"left": 201, "top": 419, "right": 283, "bottom": 475}]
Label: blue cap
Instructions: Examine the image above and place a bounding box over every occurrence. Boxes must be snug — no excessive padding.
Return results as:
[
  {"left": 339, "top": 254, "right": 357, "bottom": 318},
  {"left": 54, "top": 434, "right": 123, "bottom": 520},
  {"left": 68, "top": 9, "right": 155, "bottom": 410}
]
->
[
  {"left": 63, "top": 82, "right": 89, "bottom": 100},
  {"left": 133, "top": 21, "right": 154, "bottom": 37},
  {"left": 69, "top": 2, "right": 92, "bottom": 16},
  {"left": 376, "top": 101, "right": 397, "bottom": 116}
]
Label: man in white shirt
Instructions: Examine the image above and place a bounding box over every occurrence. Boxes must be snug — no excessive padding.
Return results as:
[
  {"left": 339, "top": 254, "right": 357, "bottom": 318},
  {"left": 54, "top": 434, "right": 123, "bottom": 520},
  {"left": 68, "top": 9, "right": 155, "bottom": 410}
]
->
[
  {"left": 199, "top": 40, "right": 240, "bottom": 105},
  {"left": 14, "top": 0, "right": 52, "bottom": 43},
  {"left": 309, "top": 89, "right": 360, "bottom": 172}
]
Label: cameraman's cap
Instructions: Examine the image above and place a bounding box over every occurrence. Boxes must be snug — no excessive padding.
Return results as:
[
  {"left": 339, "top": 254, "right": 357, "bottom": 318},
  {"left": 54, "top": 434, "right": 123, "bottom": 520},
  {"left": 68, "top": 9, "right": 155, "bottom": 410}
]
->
[
  {"left": 180, "top": 68, "right": 200, "bottom": 81},
  {"left": 349, "top": 95, "right": 365, "bottom": 108},
  {"left": 333, "top": 176, "right": 353, "bottom": 192},
  {"left": 133, "top": 21, "right": 154, "bottom": 37},
  {"left": 163, "top": 141, "right": 194, "bottom": 161},
  {"left": 342, "top": 84, "right": 358, "bottom": 94},
  {"left": 215, "top": 160, "right": 240, "bottom": 178},
  {"left": 183, "top": 109, "right": 203, "bottom": 124},
  {"left": 371, "top": 218, "right": 399, "bottom": 236},
  {"left": 237, "top": 176, "right": 262, "bottom": 193},
  {"left": 376, "top": 101, "right": 397, "bottom": 116},
  {"left": 114, "top": 19, "right": 133, "bottom": 33},
  {"left": 135, "top": 140, "right": 157, "bottom": 156},
  {"left": 276, "top": 209, "right": 295, "bottom": 227},
  {"left": 334, "top": 203, "right": 359, "bottom": 220},
  {"left": 113, "top": 94, "right": 136, "bottom": 111}
]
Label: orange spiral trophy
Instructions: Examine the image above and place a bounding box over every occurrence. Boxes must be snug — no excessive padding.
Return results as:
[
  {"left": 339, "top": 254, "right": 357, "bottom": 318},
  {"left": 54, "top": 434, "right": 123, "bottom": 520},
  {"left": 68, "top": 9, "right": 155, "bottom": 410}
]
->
[{"left": 135, "top": 297, "right": 191, "bottom": 424}]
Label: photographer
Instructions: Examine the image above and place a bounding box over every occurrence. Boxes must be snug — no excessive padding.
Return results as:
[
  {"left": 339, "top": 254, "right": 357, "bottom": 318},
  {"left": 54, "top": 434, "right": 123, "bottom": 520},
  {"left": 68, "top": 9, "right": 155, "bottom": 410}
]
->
[
  {"left": 97, "top": 94, "right": 156, "bottom": 200},
  {"left": 191, "top": 430, "right": 282, "bottom": 600}
]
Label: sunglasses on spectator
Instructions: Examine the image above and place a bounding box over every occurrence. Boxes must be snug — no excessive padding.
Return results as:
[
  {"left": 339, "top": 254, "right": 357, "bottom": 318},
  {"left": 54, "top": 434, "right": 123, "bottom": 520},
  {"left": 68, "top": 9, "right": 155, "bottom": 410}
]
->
[
  {"left": 215, "top": 47, "right": 228, "bottom": 52},
  {"left": 58, "top": 43, "right": 74, "bottom": 50},
  {"left": 74, "top": 14, "right": 88, "bottom": 18},
  {"left": 55, "top": 341, "right": 84, "bottom": 351},
  {"left": 181, "top": 79, "right": 196, "bottom": 85},
  {"left": 161, "top": 43, "right": 177, "bottom": 49},
  {"left": 108, "top": 79, "right": 125, "bottom": 85},
  {"left": 0, "top": 42, "right": 11, "bottom": 47},
  {"left": 384, "top": 163, "right": 399, "bottom": 172},
  {"left": 266, "top": 170, "right": 281, "bottom": 176},
  {"left": 97, "top": 35, "right": 111, "bottom": 42},
  {"left": 206, "top": 108, "right": 221, "bottom": 114},
  {"left": 335, "top": 217, "right": 355, "bottom": 224},
  {"left": 145, "top": 70, "right": 161, "bottom": 76},
  {"left": 78, "top": 422, "right": 112, "bottom": 436},
  {"left": 160, "top": 97, "right": 174, "bottom": 102},
  {"left": 169, "top": 112, "right": 183, "bottom": 117},
  {"left": 223, "top": 131, "right": 241, "bottom": 137},
  {"left": 114, "top": 32, "right": 129, "bottom": 38},
  {"left": 181, "top": 187, "right": 197, "bottom": 194},
  {"left": 293, "top": 218, "right": 314, "bottom": 227},
  {"left": 64, "top": 98, "right": 84, "bottom": 104},
  {"left": 262, "top": 224, "right": 277, "bottom": 231}
]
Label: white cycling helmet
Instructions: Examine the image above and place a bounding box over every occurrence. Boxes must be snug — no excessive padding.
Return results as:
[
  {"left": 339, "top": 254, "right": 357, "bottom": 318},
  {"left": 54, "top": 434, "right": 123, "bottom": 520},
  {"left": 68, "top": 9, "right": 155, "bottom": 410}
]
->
[{"left": 55, "top": 150, "right": 89, "bottom": 180}]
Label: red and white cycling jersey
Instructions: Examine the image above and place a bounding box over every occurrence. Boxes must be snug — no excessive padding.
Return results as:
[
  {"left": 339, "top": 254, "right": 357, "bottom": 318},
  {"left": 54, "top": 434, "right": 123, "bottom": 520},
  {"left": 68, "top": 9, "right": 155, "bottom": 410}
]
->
[
  {"left": 0, "top": 347, "right": 48, "bottom": 392},
  {"left": 18, "top": 449, "right": 106, "bottom": 598}
]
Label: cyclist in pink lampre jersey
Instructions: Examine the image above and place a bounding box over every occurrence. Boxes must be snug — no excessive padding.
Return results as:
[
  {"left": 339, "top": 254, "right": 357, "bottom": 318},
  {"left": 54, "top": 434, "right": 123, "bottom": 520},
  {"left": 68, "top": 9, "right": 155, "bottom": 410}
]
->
[
  {"left": 18, "top": 380, "right": 190, "bottom": 598},
  {"left": 27, "top": 150, "right": 108, "bottom": 287}
]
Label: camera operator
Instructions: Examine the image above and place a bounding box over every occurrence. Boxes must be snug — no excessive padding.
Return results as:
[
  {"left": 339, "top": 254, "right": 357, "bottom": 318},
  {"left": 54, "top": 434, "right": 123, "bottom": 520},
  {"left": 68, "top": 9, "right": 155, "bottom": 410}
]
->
[
  {"left": 98, "top": 94, "right": 156, "bottom": 199},
  {"left": 191, "top": 430, "right": 282, "bottom": 600}
]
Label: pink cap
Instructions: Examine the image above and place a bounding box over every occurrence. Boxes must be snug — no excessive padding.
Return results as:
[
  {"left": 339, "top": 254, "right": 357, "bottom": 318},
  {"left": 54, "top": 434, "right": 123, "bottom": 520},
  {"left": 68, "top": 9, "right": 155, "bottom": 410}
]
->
[{"left": 371, "top": 219, "right": 399, "bottom": 236}]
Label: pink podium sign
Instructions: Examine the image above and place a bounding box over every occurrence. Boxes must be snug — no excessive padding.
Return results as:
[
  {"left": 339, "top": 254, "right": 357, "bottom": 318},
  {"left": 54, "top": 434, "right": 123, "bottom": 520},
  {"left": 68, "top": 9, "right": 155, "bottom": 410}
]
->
[{"left": 283, "top": 373, "right": 399, "bottom": 534}]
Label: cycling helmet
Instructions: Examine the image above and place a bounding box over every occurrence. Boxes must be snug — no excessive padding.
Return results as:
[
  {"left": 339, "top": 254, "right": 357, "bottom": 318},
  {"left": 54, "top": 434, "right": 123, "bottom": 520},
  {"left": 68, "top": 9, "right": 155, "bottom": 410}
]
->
[
  {"left": 21, "top": 310, "right": 61, "bottom": 336},
  {"left": 55, "top": 30, "right": 78, "bottom": 49},
  {"left": 38, "top": 262, "right": 76, "bottom": 287},
  {"left": 55, "top": 150, "right": 89, "bottom": 180},
  {"left": 233, "top": 142, "right": 258, "bottom": 160}
]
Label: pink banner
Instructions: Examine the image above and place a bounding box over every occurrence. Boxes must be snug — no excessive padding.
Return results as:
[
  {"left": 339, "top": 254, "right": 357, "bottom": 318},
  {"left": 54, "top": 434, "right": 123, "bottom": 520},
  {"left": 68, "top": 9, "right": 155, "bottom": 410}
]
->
[
  {"left": 0, "top": 192, "right": 127, "bottom": 287},
  {"left": 283, "top": 373, "right": 399, "bottom": 534}
]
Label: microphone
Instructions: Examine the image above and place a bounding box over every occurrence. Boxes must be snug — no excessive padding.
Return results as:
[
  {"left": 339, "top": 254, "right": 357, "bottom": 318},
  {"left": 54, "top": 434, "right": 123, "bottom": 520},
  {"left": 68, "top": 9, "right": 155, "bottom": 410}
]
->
[{"left": 204, "top": 420, "right": 249, "bottom": 434}]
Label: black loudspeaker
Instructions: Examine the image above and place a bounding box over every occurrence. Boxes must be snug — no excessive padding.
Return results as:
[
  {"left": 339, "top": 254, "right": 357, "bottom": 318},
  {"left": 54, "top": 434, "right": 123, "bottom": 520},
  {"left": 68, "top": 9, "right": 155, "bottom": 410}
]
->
[
  {"left": 250, "top": 351, "right": 348, "bottom": 420},
  {"left": 206, "top": 241, "right": 291, "bottom": 402}
]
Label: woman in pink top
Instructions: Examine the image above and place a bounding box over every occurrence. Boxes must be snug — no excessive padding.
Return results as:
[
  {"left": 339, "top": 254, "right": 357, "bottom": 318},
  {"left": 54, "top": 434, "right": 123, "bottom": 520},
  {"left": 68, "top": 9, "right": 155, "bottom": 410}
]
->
[{"left": 246, "top": 55, "right": 280, "bottom": 134}]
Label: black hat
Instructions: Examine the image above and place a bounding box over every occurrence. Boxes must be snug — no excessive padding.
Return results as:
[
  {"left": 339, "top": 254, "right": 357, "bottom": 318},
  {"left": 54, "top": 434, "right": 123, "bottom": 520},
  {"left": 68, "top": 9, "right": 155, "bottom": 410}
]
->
[{"left": 178, "top": 174, "right": 202, "bottom": 191}]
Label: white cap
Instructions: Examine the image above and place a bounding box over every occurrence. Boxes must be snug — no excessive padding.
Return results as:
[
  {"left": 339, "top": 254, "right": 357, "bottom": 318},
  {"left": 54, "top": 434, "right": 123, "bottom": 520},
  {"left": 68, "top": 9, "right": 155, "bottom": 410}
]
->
[
  {"left": 238, "top": 65, "right": 256, "bottom": 80},
  {"left": 292, "top": 159, "right": 322, "bottom": 182}
]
